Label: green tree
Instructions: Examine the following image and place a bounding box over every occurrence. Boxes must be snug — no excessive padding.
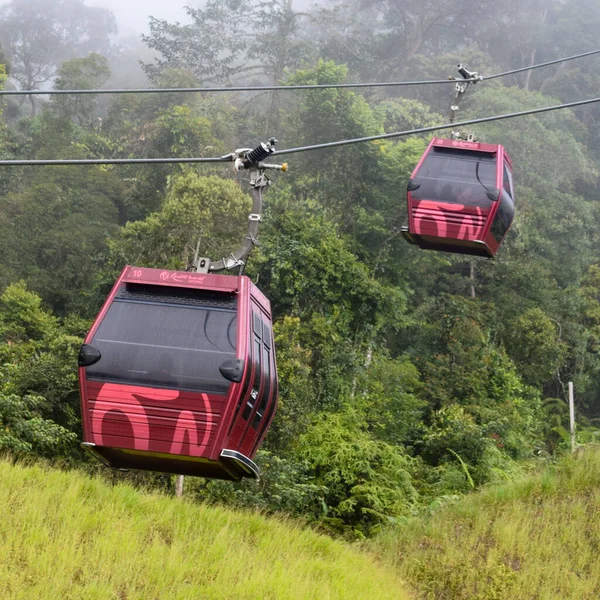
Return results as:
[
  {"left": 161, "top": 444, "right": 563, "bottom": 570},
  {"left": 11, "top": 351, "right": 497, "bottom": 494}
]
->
[
  {"left": 502, "top": 308, "right": 567, "bottom": 389},
  {"left": 107, "top": 174, "right": 251, "bottom": 271},
  {"left": 356, "top": 353, "right": 424, "bottom": 446},
  {"left": 0, "top": 0, "right": 116, "bottom": 114},
  {"left": 0, "top": 166, "right": 122, "bottom": 313},
  {"left": 299, "top": 409, "right": 418, "bottom": 537},
  {"left": 265, "top": 316, "right": 315, "bottom": 452},
  {"left": 142, "top": 0, "right": 311, "bottom": 85},
  {"left": 0, "top": 283, "right": 79, "bottom": 455},
  {"left": 52, "top": 53, "right": 111, "bottom": 125},
  {"left": 256, "top": 192, "right": 406, "bottom": 408}
]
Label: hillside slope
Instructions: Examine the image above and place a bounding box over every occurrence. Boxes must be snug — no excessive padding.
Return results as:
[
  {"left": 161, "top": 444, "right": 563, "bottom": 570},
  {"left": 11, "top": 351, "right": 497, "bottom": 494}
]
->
[
  {"left": 374, "top": 448, "right": 600, "bottom": 599},
  {"left": 0, "top": 460, "right": 409, "bottom": 600}
]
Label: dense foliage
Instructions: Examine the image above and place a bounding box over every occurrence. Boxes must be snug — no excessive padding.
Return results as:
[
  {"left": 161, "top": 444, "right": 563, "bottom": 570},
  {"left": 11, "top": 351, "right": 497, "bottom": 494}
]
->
[{"left": 1, "top": 0, "right": 600, "bottom": 537}]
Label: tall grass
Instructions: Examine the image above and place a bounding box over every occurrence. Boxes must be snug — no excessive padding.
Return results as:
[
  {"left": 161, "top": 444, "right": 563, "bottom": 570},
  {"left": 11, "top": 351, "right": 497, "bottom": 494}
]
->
[
  {"left": 0, "top": 460, "right": 410, "bottom": 600},
  {"left": 373, "top": 448, "right": 600, "bottom": 599}
]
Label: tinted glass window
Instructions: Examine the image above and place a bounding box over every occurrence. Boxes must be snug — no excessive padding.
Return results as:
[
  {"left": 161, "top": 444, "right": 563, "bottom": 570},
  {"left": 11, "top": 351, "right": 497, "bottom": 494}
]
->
[
  {"left": 259, "top": 352, "right": 278, "bottom": 444},
  {"left": 87, "top": 300, "right": 237, "bottom": 394},
  {"left": 503, "top": 165, "right": 513, "bottom": 198},
  {"left": 252, "top": 345, "right": 271, "bottom": 429},
  {"left": 490, "top": 190, "right": 515, "bottom": 242},
  {"left": 243, "top": 337, "right": 262, "bottom": 420},
  {"left": 503, "top": 163, "right": 514, "bottom": 198},
  {"left": 411, "top": 147, "right": 497, "bottom": 207},
  {"left": 231, "top": 339, "right": 252, "bottom": 429}
]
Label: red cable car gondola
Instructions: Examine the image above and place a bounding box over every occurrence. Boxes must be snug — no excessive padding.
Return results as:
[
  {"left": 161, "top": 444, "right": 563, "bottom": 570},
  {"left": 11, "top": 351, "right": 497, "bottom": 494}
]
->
[
  {"left": 401, "top": 137, "right": 515, "bottom": 258},
  {"left": 79, "top": 265, "right": 278, "bottom": 481},
  {"left": 78, "top": 140, "right": 285, "bottom": 481}
]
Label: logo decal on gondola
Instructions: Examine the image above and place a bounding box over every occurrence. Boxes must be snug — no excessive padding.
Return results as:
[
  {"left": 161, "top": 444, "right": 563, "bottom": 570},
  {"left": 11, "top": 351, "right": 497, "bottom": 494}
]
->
[
  {"left": 451, "top": 140, "right": 478, "bottom": 149},
  {"left": 159, "top": 271, "right": 205, "bottom": 284}
]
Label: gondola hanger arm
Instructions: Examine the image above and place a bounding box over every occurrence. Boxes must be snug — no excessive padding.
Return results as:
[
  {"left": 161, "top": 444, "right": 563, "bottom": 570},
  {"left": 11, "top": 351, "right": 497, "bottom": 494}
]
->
[
  {"left": 449, "top": 63, "right": 482, "bottom": 140},
  {"left": 194, "top": 138, "right": 287, "bottom": 275}
]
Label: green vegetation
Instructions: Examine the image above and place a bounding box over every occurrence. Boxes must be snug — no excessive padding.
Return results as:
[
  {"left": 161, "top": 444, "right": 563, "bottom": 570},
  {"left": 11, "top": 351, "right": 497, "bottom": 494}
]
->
[
  {"left": 0, "top": 458, "right": 409, "bottom": 600},
  {"left": 374, "top": 448, "right": 600, "bottom": 599}
]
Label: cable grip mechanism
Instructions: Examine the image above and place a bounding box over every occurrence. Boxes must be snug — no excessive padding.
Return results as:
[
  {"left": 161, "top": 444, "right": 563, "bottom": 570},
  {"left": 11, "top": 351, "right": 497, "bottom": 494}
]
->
[
  {"left": 222, "top": 137, "right": 280, "bottom": 172},
  {"left": 448, "top": 63, "right": 483, "bottom": 140}
]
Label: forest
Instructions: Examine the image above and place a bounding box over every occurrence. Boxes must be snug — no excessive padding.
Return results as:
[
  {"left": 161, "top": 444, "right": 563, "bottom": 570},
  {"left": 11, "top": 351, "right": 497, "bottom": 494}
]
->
[{"left": 1, "top": 0, "right": 600, "bottom": 539}]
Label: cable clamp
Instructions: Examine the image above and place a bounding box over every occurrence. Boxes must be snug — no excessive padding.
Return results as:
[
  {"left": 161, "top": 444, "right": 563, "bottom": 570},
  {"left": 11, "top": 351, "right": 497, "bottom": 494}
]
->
[
  {"left": 223, "top": 255, "right": 245, "bottom": 270},
  {"left": 194, "top": 257, "right": 211, "bottom": 273},
  {"left": 246, "top": 234, "right": 260, "bottom": 247},
  {"left": 250, "top": 172, "right": 270, "bottom": 188},
  {"left": 457, "top": 64, "right": 481, "bottom": 82},
  {"left": 249, "top": 213, "right": 262, "bottom": 222}
]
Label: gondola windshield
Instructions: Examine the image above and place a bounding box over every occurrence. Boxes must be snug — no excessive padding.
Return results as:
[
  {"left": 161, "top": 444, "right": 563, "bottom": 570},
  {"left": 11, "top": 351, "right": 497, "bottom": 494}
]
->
[
  {"left": 411, "top": 147, "right": 497, "bottom": 206},
  {"left": 86, "top": 286, "right": 237, "bottom": 395}
]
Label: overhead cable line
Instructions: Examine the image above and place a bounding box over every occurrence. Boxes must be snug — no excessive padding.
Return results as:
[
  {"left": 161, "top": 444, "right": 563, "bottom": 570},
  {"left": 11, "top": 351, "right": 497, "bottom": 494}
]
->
[
  {"left": 272, "top": 94, "right": 600, "bottom": 155},
  {"left": 0, "top": 156, "right": 227, "bottom": 166},
  {"left": 1, "top": 95, "right": 599, "bottom": 166},
  {"left": 0, "top": 78, "right": 474, "bottom": 96},
  {"left": 483, "top": 48, "right": 600, "bottom": 81},
  {"left": 2, "top": 48, "right": 600, "bottom": 97}
]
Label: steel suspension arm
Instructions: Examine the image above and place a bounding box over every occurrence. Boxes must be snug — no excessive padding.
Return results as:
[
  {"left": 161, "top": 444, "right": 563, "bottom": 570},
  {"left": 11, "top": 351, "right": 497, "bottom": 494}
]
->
[
  {"left": 208, "top": 175, "right": 268, "bottom": 272},
  {"left": 194, "top": 138, "right": 287, "bottom": 274}
]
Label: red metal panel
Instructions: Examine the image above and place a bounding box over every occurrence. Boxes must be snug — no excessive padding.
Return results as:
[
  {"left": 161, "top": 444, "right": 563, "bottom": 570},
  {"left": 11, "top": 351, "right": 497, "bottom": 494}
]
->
[
  {"left": 412, "top": 202, "right": 489, "bottom": 242},
  {"left": 249, "top": 285, "right": 273, "bottom": 318},
  {"left": 252, "top": 333, "right": 279, "bottom": 456},
  {"left": 239, "top": 309, "right": 272, "bottom": 457},
  {"left": 225, "top": 335, "right": 254, "bottom": 449},
  {"left": 407, "top": 137, "right": 436, "bottom": 234},
  {"left": 122, "top": 266, "right": 241, "bottom": 293},
  {"left": 86, "top": 382, "right": 225, "bottom": 459},
  {"left": 80, "top": 268, "right": 130, "bottom": 443}
]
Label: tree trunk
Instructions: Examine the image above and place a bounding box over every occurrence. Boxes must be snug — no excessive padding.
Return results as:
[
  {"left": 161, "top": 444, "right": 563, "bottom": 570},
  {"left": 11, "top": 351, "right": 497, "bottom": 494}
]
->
[
  {"left": 523, "top": 48, "right": 536, "bottom": 91},
  {"left": 523, "top": 5, "right": 547, "bottom": 91}
]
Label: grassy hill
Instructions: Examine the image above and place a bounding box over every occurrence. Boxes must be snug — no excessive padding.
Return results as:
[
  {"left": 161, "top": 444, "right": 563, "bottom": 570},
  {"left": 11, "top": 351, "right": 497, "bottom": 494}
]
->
[
  {"left": 373, "top": 447, "right": 600, "bottom": 599},
  {"left": 0, "top": 460, "right": 409, "bottom": 600},
  {"left": 5, "top": 449, "right": 600, "bottom": 599}
]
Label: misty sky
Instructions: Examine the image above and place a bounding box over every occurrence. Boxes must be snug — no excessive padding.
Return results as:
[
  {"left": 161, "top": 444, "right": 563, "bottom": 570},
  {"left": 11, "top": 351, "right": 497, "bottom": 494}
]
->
[
  {"left": 0, "top": 0, "right": 194, "bottom": 36},
  {"left": 0, "top": 0, "right": 316, "bottom": 38},
  {"left": 87, "top": 0, "right": 192, "bottom": 35}
]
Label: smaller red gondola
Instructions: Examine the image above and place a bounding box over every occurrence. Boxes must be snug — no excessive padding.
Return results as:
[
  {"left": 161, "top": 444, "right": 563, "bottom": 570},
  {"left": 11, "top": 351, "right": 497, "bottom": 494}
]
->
[
  {"left": 402, "top": 137, "right": 515, "bottom": 257},
  {"left": 78, "top": 265, "right": 278, "bottom": 481}
]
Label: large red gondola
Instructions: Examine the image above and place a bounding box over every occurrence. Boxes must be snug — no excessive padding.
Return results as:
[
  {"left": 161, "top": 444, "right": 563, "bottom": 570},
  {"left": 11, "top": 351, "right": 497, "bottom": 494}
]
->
[
  {"left": 78, "top": 265, "right": 278, "bottom": 481},
  {"left": 402, "top": 137, "right": 515, "bottom": 257}
]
